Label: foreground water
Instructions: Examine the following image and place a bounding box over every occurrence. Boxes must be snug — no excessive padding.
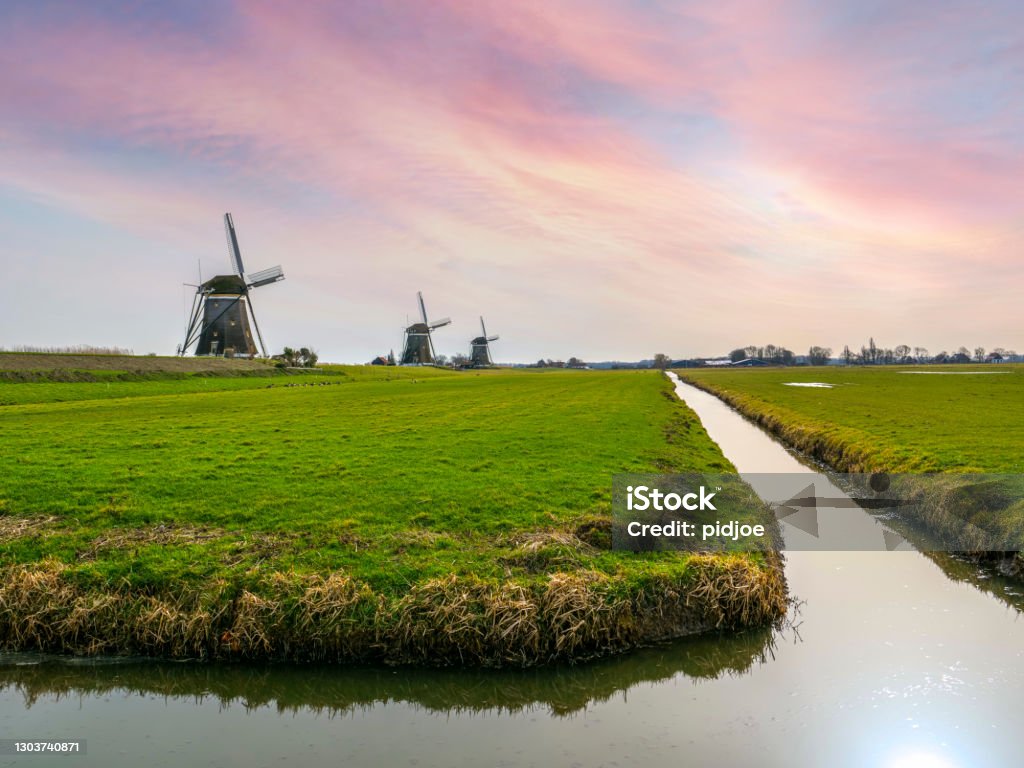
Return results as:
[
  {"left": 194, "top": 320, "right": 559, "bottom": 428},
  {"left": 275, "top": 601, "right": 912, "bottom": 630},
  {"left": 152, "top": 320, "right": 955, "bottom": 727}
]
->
[{"left": 2, "top": 376, "right": 1022, "bottom": 767}]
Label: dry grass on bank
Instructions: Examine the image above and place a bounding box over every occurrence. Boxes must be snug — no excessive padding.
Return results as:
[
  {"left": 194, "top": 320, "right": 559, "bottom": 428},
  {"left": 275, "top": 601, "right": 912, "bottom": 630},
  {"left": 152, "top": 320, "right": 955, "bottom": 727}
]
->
[{"left": 0, "top": 556, "right": 786, "bottom": 666}]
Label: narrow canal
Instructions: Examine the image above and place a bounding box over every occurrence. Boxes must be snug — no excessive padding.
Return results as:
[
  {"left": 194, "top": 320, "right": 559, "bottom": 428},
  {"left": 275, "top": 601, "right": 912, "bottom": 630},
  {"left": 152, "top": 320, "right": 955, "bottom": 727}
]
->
[{"left": 1, "top": 375, "right": 1021, "bottom": 767}]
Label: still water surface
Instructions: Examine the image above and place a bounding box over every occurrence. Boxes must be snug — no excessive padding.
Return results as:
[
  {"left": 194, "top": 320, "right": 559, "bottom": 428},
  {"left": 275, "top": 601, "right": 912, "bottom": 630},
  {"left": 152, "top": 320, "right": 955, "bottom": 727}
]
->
[{"left": 2, "top": 375, "right": 1022, "bottom": 767}]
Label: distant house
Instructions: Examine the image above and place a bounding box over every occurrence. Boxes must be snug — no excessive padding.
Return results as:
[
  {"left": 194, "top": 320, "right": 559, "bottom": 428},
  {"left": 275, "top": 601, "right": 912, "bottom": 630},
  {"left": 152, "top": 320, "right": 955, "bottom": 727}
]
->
[
  {"left": 370, "top": 355, "right": 389, "bottom": 366},
  {"left": 731, "top": 358, "right": 769, "bottom": 367},
  {"left": 986, "top": 352, "right": 1005, "bottom": 363}
]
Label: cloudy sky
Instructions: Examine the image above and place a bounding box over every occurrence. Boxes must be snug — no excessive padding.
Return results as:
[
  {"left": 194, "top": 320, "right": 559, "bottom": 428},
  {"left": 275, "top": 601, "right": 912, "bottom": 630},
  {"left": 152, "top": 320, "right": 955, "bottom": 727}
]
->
[{"left": 1, "top": 0, "right": 1021, "bottom": 362}]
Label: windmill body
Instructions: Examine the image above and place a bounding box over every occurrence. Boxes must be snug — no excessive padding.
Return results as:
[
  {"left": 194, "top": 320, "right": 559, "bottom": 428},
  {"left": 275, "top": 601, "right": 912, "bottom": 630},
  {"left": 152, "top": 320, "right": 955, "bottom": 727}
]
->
[
  {"left": 193, "top": 275, "right": 257, "bottom": 356},
  {"left": 469, "top": 316, "right": 499, "bottom": 367},
  {"left": 400, "top": 292, "right": 450, "bottom": 365},
  {"left": 180, "top": 214, "right": 284, "bottom": 357}
]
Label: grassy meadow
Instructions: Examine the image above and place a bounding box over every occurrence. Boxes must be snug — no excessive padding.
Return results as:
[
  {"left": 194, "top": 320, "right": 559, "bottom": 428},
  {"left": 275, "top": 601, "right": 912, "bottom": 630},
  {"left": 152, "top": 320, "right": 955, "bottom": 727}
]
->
[
  {"left": 680, "top": 365, "right": 1024, "bottom": 473},
  {"left": 0, "top": 358, "right": 784, "bottom": 665},
  {"left": 680, "top": 365, "right": 1024, "bottom": 567}
]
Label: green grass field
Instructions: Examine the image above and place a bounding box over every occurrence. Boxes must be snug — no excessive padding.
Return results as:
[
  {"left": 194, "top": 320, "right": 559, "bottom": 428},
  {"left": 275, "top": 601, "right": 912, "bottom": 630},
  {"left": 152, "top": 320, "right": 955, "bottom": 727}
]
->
[
  {"left": 680, "top": 365, "right": 1024, "bottom": 473},
  {"left": 0, "top": 362, "right": 784, "bottom": 665},
  {"left": 680, "top": 365, "right": 1024, "bottom": 565}
]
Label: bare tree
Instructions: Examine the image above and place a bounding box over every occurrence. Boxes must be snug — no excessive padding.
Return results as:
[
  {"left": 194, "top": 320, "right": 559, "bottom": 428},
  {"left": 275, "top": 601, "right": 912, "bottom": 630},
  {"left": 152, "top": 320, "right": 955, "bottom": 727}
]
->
[{"left": 808, "top": 346, "right": 832, "bottom": 366}]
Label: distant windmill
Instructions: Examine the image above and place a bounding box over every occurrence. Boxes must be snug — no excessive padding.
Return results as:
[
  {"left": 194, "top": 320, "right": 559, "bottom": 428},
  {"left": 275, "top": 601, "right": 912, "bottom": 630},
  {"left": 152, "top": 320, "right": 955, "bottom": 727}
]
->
[
  {"left": 469, "top": 316, "right": 499, "bottom": 367},
  {"left": 400, "top": 291, "right": 450, "bottom": 365},
  {"left": 179, "top": 213, "right": 285, "bottom": 357}
]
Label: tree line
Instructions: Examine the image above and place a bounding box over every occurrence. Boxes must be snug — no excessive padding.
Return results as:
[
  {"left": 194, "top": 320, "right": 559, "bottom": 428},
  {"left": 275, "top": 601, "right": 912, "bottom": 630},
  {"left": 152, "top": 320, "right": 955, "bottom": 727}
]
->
[
  {"left": 531, "top": 357, "right": 587, "bottom": 368},
  {"left": 728, "top": 345, "right": 798, "bottom": 365},
  {"left": 838, "top": 338, "right": 1017, "bottom": 365},
  {"left": 718, "top": 338, "right": 1018, "bottom": 366}
]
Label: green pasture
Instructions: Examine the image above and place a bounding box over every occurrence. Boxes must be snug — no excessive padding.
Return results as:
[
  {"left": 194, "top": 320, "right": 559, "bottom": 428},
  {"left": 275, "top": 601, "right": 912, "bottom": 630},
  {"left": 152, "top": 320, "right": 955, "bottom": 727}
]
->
[
  {"left": 0, "top": 367, "right": 740, "bottom": 595},
  {"left": 680, "top": 365, "right": 1024, "bottom": 473},
  {"left": 680, "top": 365, "right": 1024, "bottom": 557}
]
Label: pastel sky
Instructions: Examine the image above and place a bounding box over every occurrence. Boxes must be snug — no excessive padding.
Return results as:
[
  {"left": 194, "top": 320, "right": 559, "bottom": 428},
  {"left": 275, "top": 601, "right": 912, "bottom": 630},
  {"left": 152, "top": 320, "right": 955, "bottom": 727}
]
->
[{"left": 1, "top": 0, "right": 1021, "bottom": 362}]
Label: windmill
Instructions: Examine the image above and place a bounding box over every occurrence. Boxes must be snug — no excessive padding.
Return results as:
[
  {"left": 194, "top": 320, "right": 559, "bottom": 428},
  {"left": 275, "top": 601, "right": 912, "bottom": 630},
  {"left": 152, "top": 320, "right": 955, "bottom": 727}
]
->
[
  {"left": 179, "top": 213, "right": 284, "bottom": 357},
  {"left": 469, "top": 316, "right": 499, "bottom": 367},
  {"left": 400, "top": 291, "right": 450, "bottom": 365}
]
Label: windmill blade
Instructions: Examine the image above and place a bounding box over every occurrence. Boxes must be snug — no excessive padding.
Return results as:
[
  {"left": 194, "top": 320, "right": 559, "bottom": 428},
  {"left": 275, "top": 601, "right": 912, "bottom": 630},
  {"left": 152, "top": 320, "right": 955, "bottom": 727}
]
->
[
  {"left": 486, "top": 335, "right": 499, "bottom": 342},
  {"left": 246, "top": 292, "right": 269, "bottom": 358},
  {"left": 417, "top": 292, "right": 428, "bottom": 324},
  {"left": 179, "top": 287, "right": 205, "bottom": 355},
  {"left": 428, "top": 317, "right": 451, "bottom": 329},
  {"left": 247, "top": 265, "right": 285, "bottom": 288},
  {"left": 480, "top": 316, "right": 487, "bottom": 337},
  {"left": 224, "top": 213, "right": 245, "bottom": 278}
]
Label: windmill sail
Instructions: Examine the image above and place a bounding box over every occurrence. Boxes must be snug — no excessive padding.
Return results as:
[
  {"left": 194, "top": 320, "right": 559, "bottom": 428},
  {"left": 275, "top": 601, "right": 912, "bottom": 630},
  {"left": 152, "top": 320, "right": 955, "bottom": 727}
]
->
[
  {"left": 246, "top": 265, "right": 284, "bottom": 288},
  {"left": 224, "top": 213, "right": 245, "bottom": 277},
  {"left": 417, "top": 291, "right": 428, "bottom": 324}
]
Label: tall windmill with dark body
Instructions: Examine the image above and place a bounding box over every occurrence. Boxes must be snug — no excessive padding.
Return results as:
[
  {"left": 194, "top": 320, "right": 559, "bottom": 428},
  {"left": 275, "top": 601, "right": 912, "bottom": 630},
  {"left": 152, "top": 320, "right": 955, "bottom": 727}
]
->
[
  {"left": 469, "top": 316, "right": 499, "bottom": 367},
  {"left": 400, "top": 292, "right": 450, "bottom": 365},
  {"left": 179, "top": 214, "right": 285, "bottom": 357}
]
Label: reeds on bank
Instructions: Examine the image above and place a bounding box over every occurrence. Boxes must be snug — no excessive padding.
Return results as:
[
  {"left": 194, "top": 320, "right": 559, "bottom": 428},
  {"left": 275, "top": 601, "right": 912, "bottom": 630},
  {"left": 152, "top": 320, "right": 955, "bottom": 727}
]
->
[{"left": 0, "top": 555, "right": 786, "bottom": 667}]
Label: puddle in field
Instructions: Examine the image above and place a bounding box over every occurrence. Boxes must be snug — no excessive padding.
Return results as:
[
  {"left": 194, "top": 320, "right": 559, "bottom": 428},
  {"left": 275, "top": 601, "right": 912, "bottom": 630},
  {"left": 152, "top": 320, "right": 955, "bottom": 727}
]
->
[{"left": 782, "top": 382, "right": 833, "bottom": 388}]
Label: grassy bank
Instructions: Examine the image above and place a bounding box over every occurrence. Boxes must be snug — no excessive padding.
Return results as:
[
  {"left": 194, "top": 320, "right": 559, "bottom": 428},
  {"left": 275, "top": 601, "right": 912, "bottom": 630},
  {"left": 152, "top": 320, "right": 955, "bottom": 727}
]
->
[
  {"left": 679, "top": 365, "right": 1024, "bottom": 573},
  {"left": 0, "top": 367, "right": 785, "bottom": 665}
]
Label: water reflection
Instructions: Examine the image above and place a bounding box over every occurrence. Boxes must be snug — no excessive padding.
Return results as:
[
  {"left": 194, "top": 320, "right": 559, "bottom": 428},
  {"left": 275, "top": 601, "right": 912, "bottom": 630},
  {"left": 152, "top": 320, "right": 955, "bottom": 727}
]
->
[
  {"left": 0, "top": 618, "right": 794, "bottom": 718},
  {"left": 922, "top": 552, "right": 1024, "bottom": 613}
]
